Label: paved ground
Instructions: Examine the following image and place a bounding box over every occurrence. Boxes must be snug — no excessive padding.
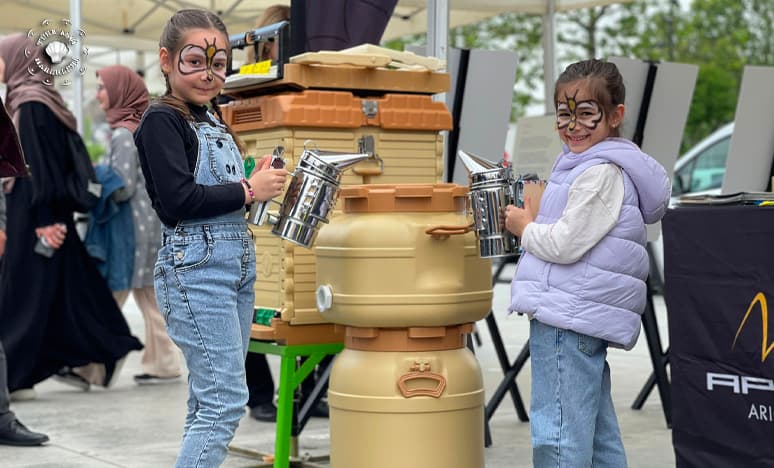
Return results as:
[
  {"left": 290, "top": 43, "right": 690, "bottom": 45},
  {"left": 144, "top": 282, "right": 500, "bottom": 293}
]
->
[{"left": 2, "top": 264, "right": 675, "bottom": 467}]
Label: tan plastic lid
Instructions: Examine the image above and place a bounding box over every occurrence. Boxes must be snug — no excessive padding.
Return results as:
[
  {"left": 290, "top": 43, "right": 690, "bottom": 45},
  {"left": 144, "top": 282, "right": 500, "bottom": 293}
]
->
[{"left": 340, "top": 183, "right": 468, "bottom": 213}]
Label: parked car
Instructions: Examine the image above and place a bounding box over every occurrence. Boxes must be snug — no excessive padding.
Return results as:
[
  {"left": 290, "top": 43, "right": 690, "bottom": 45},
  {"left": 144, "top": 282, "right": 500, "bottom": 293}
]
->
[
  {"left": 671, "top": 122, "right": 734, "bottom": 198},
  {"left": 650, "top": 122, "right": 734, "bottom": 290}
]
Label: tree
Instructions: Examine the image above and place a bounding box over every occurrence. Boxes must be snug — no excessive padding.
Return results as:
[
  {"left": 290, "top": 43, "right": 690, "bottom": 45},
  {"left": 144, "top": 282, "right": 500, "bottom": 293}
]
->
[
  {"left": 383, "top": 12, "right": 542, "bottom": 120},
  {"left": 556, "top": 6, "right": 610, "bottom": 61},
  {"left": 558, "top": 0, "right": 764, "bottom": 152},
  {"left": 677, "top": 0, "right": 748, "bottom": 149},
  {"left": 744, "top": 0, "right": 774, "bottom": 65},
  {"left": 383, "top": 0, "right": 772, "bottom": 149}
]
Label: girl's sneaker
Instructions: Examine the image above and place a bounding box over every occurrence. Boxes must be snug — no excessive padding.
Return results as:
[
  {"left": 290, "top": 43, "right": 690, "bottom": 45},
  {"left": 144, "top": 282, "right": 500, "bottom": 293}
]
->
[{"left": 133, "top": 373, "right": 181, "bottom": 385}]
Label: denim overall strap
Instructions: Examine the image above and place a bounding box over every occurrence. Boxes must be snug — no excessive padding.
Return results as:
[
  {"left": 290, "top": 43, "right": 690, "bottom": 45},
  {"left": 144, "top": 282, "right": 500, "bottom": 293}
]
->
[{"left": 180, "top": 113, "right": 246, "bottom": 226}]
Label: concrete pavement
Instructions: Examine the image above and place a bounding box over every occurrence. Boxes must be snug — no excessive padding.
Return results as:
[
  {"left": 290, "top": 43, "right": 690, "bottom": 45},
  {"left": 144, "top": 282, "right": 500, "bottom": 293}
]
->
[{"left": 1, "top": 264, "right": 675, "bottom": 467}]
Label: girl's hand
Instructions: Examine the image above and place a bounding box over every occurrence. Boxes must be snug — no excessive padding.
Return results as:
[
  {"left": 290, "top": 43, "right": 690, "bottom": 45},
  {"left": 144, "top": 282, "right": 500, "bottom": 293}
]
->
[
  {"left": 255, "top": 155, "right": 272, "bottom": 171},
  {"left": 35, "top": 223, "right": 67, "bottom": 249},
  {"left": 249, "top": 165, "right": 289, "bottom": 202},
  {"left": 503, "top": 198, "right": 534, "bottom": 237}
]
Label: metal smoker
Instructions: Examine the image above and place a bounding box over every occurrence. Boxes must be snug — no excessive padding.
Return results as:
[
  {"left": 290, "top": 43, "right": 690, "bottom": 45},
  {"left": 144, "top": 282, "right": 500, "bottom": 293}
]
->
[
  {"left": 249, "top": 141, "right": 373, "bottom": 248},
  {"left": 457, "top": 150, "right": 537, "bottom": 258}
]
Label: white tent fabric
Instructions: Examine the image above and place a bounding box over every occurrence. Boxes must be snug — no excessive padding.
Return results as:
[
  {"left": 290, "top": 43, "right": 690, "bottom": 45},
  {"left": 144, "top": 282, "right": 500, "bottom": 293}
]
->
[
  {"left": 0, "top": 0, "right": 630, "bottom": 127},
  {"left": 0, "top": 0, "right": 629, "bottom": 49}
]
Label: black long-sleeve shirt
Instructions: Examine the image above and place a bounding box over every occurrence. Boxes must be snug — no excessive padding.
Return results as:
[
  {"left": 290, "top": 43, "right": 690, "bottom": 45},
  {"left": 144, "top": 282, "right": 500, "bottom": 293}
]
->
[{"left": 134, "top": 102, "right": 244, "bottom": 227}]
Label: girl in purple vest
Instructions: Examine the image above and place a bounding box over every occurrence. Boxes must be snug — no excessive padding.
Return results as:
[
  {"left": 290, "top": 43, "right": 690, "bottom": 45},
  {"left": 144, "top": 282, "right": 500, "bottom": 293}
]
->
[{"left": 504, "top": 59, "right": 671, "bottom": 467}]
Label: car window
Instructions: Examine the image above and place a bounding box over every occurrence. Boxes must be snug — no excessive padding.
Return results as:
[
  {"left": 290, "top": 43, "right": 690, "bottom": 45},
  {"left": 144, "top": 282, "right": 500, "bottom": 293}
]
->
[
  {"left": 674, "top": 161, "right": 694, "bottom": 195},
  {"left": 688, "top": 136, "right": 731, "bottom": 192}
]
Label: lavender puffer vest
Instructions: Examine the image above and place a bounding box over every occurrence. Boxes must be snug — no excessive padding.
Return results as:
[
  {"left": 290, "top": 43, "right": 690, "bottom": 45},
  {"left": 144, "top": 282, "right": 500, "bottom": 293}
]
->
[{"left": 509, "top": 138, "right": 670, "bottom": 350}]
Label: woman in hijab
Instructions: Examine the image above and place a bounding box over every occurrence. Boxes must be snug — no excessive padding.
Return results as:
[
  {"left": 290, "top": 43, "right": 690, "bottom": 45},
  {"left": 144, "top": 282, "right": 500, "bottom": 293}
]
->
[
  {"left": 94, "top": 65, "right": 181, "bottom": 385},
  {"left": 0, "top": 34, "right": 142, "bottom": 398}
]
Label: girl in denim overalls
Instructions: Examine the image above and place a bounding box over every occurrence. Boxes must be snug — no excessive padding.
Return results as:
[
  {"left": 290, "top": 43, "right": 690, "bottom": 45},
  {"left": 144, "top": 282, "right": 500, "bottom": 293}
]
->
[{"left": 134, "top": 9, "right": 287, "bottom": 467}]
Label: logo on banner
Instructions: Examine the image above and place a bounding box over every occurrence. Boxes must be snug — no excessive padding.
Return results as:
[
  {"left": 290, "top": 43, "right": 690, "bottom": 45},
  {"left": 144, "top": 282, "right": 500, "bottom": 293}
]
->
[
  {"left": 26, "top": 19, "right": 88, "bottom": 86},
  {"left": 733, "top": 292, "right": 774, "bottom": 363},
  {"left": 706, "top": 292, "right": 774, "bottom": 422}
]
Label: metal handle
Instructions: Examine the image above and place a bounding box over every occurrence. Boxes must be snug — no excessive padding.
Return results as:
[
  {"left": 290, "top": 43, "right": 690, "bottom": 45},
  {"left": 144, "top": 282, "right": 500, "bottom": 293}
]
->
[{"left": 248, "top": 199, "right": 283, "bottom": 226}]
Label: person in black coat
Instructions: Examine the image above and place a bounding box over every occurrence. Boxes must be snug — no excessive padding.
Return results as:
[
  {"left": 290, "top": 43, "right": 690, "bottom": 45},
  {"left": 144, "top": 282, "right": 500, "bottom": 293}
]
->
[
  {"left": 0, "top": 34, "right": 142, "bottom": 399},
  {"left": 0, "top": 54, "right": 48, "bottom": 446}
]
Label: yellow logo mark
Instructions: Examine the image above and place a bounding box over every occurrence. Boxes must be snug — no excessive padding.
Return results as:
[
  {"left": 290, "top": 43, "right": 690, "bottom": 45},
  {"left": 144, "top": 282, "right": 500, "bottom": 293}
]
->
[{"left": 732, "top": 292, "right": 774, "bottom": 362}]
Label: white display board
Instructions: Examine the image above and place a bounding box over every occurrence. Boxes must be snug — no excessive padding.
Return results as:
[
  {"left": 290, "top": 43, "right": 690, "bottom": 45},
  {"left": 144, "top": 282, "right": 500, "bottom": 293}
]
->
[
  {"left": 610, "top": 57, "right": 698, "bottom": 173},
  {"left": 609, "top": 57, "right": 651, "bottom": 143},
  {"left": 610, "top": 57, "right": 698, "bottom": 241},
  {"left": 448, "top": 48, "right": 519, "bottom": 184},
  {"left": 721, "top": 66, "right": 774, "bottom": 194},
  {"left": 510, "top": 115, "right": 562, "bottom": 180}
]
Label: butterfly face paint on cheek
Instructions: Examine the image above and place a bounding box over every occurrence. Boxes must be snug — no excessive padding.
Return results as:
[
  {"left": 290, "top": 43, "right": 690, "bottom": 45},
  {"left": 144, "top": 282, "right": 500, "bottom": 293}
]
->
[
  {"left": 178, "top": 37, "right": 228, "bottom": 82},
  {"left": 556, "top": 91, "right": 604, "bottom": 131}
]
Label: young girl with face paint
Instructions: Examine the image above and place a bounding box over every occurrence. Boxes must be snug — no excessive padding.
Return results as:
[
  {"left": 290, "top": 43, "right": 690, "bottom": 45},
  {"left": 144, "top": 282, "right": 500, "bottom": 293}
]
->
[
  {"left": 504, "top": 59, "right": 671, "bottom": 467},
  {"left": 134, "top": 9, "right": 287, "bottom": 467}
]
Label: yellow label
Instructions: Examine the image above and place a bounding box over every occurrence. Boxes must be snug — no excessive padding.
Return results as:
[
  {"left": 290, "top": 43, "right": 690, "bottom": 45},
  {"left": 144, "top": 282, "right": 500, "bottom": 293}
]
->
[{"left": 239, "top": 60, "right": 272, "bottom": 75}]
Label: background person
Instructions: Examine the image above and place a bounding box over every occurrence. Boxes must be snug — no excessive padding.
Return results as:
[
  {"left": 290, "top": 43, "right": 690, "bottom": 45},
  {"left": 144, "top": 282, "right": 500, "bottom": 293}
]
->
[
  {"left": 505, "top": 59, "right": 670, "bottom": 467},
  {"left": 254, "top": 4, "right": 290, "bottom": 62},
  {"left": 0, "top": 80, "right": 48, "bottom": 444},
  {"left": 95, "top": 64, "right": 182, "bottom": 385},
  {"left": 0, "top": 33, "right": 142, "bottom": 399},
  {"left": 0, "top": 203, "right": 48, "bottom": 445}
]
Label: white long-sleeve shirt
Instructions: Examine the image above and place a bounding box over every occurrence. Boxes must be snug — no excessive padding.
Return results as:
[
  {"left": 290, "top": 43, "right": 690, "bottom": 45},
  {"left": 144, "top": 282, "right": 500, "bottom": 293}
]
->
[{"left": 520, "top": 163, "right": 624, "bottom": 265}]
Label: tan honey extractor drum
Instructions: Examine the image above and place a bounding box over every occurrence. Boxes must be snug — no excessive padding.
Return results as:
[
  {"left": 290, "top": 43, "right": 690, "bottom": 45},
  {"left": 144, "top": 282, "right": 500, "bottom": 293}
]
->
[
  {"left": 316, "top": 184, "right": 491, "bottom": 468},
  {"left": 329, "top": 344, "right": 485, "bottom": 468},
  {"left": 314, "top": 183, "right": 492, "bottom": 328}
]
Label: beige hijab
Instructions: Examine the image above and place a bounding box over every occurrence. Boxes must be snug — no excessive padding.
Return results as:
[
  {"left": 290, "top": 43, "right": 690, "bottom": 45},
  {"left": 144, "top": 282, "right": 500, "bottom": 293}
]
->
[
  {"left": 0, "top": 33, "right": 77, "bottom": 132},
  {"left": 97, "top": 65, "right": 149, "bottom": 133}
]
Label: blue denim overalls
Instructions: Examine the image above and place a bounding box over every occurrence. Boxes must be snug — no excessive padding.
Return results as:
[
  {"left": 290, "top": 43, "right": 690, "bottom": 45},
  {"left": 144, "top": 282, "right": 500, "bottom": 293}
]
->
[{"left": 153, "top": 113, "right": 256, "bottom": 468}]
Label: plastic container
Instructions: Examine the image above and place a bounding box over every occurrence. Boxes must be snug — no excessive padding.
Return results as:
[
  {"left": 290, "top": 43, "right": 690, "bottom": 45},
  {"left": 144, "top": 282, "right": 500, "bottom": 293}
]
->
[
  {"left": 329, "top": 347, "right": 485, "bottom": 468},
  {"left": 314, "top": 183, "right": 492, "bottom": 328}
]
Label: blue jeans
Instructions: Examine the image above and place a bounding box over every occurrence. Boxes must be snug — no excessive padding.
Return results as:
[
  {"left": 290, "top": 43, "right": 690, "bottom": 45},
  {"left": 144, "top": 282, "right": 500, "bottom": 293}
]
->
[
  {"left": 529, "top": 319, "right": 627, "bottom": 468},
  {"left": 154, "top": 222, "right": 256, "bottom": 467}
]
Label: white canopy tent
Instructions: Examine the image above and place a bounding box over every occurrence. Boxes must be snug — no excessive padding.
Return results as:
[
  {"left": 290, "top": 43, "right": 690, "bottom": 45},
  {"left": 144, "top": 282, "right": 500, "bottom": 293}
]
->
[{"left": 0, "top": 0, "right": 630, "bottom": 131}]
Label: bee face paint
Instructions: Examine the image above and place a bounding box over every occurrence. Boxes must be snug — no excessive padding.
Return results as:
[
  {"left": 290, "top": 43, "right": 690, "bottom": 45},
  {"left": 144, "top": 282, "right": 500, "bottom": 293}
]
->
[
  {"left": 178, "top": 37, "right": 228, "bottom": 82},
  {"left": 556, "top": 91, "right": 604, "bottom": 131}
]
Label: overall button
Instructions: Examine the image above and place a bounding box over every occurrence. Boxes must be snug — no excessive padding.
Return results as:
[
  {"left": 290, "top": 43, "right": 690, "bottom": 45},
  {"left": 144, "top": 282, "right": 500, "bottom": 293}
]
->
[
  {"left": 176, "top": 251, "right": 184, "bottom": 260},
  {"left": 216, "top": 140, "right": 223, "bottom": 148}
]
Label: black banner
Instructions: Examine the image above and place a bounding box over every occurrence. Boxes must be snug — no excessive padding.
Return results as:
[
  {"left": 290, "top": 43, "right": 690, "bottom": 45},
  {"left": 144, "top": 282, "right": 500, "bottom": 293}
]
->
[{"left": 664, "top": 206, "right": 774, "bottom": 468}]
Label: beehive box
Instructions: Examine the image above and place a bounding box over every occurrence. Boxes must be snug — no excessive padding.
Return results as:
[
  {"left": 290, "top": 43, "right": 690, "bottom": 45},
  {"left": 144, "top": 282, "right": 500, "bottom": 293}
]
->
[{"left": 223, "top": 89, "right": 452, "bottom": 325}]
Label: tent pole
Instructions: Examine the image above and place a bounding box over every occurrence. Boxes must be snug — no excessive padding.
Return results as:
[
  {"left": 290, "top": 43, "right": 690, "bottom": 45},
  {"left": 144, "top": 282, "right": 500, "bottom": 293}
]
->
[
  {"left": 426, "top": 0, "right": 448, "bottom": 63},
  {"left": 71, "top": 0, "right": 83, "bottom": 134},
  {"left": 542, "top": 0, "right": 556, "bottom": 115},
  {"left": 426, "top": 0, "right": 449, "bottom": 179}
]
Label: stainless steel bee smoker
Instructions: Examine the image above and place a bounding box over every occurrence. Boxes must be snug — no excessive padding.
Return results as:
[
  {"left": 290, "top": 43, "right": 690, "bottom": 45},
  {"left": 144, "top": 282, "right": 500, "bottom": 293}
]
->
[
  {"left": 248, "top": 142, "right": 373, "bottom": 249},
  {"left": 457, "top": 150, "right": 539, "bottom": 258}
]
